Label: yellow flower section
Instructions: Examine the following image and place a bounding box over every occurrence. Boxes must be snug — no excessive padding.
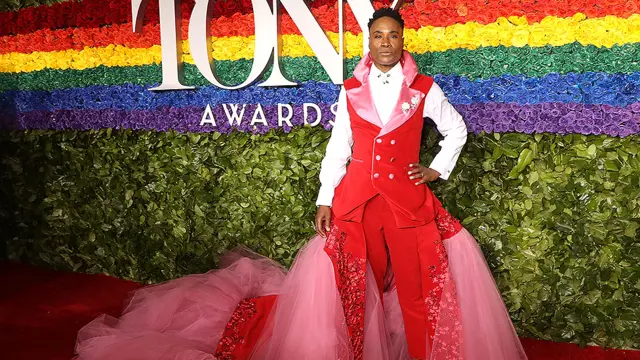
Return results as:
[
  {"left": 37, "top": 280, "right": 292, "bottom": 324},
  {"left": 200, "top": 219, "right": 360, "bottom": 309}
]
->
[{"left": 2, "top": 14, "right": 639, "bottom": 73}]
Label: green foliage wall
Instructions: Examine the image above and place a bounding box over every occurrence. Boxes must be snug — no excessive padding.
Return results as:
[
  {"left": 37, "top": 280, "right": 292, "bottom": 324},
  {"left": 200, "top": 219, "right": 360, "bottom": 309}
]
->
[{"left": 1, "top": 129, "right": 640, "bottom": 348}]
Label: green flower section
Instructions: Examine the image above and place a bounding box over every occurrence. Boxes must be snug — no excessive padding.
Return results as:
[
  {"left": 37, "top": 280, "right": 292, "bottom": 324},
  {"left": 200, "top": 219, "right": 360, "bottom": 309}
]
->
[
  {"left": 2, "top": 43, "right": 638, "bottom": 91},
  {"left": 1, "top": 129, "right": 639, "bottom": 348},
  {"left": 0, "top": 0, "right": 73, "bottom": 12}
]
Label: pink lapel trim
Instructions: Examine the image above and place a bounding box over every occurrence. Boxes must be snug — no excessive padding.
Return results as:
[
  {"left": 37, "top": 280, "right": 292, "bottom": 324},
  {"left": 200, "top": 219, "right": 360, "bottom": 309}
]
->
[
  {"left": 379, "top": 51, "right": 424, "bottom": 137},
  {"left": 345, "top": 54, "right": 383, "bottom": 129},
  {"left": 345, "top": 51, "right": 423, "bottom": 132}
]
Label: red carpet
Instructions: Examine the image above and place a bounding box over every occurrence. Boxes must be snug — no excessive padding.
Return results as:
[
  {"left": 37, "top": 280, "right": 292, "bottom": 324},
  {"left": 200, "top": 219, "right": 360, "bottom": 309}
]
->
[{"left": 1, "top": 261, "right": 639, "bottom": 360}]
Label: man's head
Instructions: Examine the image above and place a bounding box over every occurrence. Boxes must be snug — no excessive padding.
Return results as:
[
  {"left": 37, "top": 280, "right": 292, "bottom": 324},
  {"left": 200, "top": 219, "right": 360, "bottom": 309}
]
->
[{"left": 367, "top": 8, "right": 404, "bottom": 72}]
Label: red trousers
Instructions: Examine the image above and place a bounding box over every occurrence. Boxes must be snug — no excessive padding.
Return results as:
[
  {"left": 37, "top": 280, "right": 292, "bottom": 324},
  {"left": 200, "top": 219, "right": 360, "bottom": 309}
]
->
[{"left": 339, "top": 195, "right": 445, "bottom": 359}]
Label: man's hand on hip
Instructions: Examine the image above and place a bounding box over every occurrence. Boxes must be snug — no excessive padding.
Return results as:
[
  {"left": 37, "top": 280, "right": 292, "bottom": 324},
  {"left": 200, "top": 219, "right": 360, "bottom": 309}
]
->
[
  {"left": 408, "top": 163, "right": 440, "bottom": 185},
  {"left": 315, "top": 205, "right": 332, "bottom": 237}
]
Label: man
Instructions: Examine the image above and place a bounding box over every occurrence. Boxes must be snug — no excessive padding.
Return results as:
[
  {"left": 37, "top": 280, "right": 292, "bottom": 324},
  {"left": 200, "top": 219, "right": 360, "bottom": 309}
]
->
[
  {"left": 72, "top": 11, "right": 525, "bottom": 360},
  {"left": 315, "top": 7, "right": 468, "bottom": 360}
]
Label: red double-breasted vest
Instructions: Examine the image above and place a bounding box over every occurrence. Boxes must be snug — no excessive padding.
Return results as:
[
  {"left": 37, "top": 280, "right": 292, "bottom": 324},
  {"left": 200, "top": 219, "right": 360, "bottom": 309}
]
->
[{"left": 331, "top": 74, "right": 438, "bottom": 228}]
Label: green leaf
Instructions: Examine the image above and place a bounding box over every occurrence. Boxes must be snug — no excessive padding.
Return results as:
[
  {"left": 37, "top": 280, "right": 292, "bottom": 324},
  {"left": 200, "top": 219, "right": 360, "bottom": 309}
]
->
[
  {"left": 625, "top": 222, "right": 639, "bottom": 238},
  {"left": 508, "top": 149, "right": 534, "bottom": 178},
  {"left": 194, "top": 205, "right": 205, "bottom": 217},
  {"left": 583, "top": 290, "right": 602, "bottom": 305},
  {"left": 492, "top": 147, "right": 504, "bottom": 161},
  {"left": 524, "top": 199, "right": 533, "bottom": 210},
  {"left": 576, "top": 144, "right": 597, "bottom": 159},
  {"left": 604, "top": 160, "right": 619, "bottom": 172}
]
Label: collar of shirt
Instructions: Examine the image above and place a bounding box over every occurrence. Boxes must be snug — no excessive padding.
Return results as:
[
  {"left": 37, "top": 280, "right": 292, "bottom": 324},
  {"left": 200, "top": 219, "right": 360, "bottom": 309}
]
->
[
  {"left": 368, "top": 62, "right": 404, "bottom": 125},
  {"left": 368, "top": 62, "right": 404, "bottom": 86}
]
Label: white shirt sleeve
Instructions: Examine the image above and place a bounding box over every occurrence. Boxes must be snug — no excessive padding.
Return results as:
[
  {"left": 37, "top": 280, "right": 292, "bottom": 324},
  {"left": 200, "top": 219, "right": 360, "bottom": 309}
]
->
[
  {"left": 423, "top": 82, "right": 468, "bottom": 180},
  {"left": 316, "top": 87, "right": 353, "bottom": 207}
]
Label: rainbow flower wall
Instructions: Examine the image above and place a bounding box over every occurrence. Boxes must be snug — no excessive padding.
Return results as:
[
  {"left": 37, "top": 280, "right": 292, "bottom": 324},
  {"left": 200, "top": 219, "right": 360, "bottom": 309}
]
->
[
  {"left": 1, "top": 0, "right": 640, "bottom": 349},
  {"left": 1, "top": 0, "right": 639, "bottom": 134}
]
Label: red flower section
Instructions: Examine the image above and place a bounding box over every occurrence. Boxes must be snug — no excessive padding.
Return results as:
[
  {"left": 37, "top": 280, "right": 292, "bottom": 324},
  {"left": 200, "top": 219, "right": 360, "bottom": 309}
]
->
[
  {"left": 0, "top": 2, "right": 373, "bottom": 54},
  {"left": 0, "top": 0, "right": 392, "bottom": 36},
  {"left": 1, "top": 0, "right": 636, "bottom": 38},
  {"left": 4, "top": 0, "right": 637, "bottom": 55}
]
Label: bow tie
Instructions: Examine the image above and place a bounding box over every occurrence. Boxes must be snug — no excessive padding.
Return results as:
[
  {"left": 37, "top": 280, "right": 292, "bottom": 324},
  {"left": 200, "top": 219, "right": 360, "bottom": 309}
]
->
[{"left": 377, "top": 72, "right": 391, "bottom": 85}]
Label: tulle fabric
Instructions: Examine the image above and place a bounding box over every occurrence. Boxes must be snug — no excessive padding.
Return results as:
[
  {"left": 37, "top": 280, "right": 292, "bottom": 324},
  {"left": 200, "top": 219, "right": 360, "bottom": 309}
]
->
[
  {"left": 74, "top": 252, "right": 286, "bottom": 360},
  {"left": 75, "top": 230, "right": 526, "bottom": 360},
  {"left": 249, "top": 235, "right": 352, "bottom": 359},
  {"left": 251, "top": 236, "right": 402, "bottom": 360},
  {"left": 444, "top": 228, "right": 528, "bottom": 360}
]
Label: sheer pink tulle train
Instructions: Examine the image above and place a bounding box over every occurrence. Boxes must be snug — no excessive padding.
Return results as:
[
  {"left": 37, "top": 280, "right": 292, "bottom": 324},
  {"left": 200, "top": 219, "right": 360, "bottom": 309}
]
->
[{"left": 74, "top": 225, "right": 526, "bottom": 360}]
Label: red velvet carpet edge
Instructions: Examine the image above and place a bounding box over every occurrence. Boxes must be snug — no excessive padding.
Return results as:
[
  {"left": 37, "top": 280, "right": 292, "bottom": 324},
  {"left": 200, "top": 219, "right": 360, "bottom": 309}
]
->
[{"left": 1, "top": 261, "right": 639, "bottom": 360}]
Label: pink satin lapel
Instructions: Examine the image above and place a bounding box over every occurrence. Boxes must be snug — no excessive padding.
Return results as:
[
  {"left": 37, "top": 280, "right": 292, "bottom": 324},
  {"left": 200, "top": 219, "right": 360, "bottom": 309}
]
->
[
  {"left": 399, "top": 50, "right": 418, "bottom": 85},
  {"left": 378, "top": 51, "right": 423, "bottom": 136},
  {"left": 353, "top": 53, "right": 373, "bottom": 83},
  {"left": 347, "top": 50, "right": 421, "bottom": 132},
  {"left": 346, "top": 84, "right": 384, "bottom": 129},
  {"left": 379, "top": 86, "right": 424, "bottom": 137}
]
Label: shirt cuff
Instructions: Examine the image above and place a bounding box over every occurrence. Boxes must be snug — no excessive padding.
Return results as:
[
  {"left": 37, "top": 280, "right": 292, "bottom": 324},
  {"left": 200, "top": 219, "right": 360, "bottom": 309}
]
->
[
  {"left": 428, "top": 155, "right": 453, "bottom": 180},
  {"left": 316, "top": 185, "right": 335, "bottom": 207}
]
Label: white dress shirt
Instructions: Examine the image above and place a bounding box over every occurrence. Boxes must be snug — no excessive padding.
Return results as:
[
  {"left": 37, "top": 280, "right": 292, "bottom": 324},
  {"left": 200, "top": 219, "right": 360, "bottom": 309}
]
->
[{"left": 316, "top": 63, "right": 468, "bottom": 207}]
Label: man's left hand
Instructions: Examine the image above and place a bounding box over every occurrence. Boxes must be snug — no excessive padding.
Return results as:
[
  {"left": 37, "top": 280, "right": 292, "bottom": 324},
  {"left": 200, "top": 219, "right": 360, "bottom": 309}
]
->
[{"left": 408, "top": 164, "right": 440, "bottom": 185}]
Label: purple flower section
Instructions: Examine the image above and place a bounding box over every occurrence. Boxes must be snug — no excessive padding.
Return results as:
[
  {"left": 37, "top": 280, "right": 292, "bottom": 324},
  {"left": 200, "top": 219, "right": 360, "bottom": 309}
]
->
[
  {"left": 9, "top": 103, "right": 337, "bottom": 134},
  {"left": 6, "top": 102, "right": 640, "bottom": 138},
  {"left": 457, "top": 102, "right": 640, "bottom": 137}
]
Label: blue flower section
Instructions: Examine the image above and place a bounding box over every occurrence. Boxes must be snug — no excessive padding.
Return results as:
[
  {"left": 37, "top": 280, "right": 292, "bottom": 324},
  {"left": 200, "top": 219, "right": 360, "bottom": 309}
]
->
[
  {"left": 438, "top": 72, "right": 640, "bottom": 106},
  {"left": 9, "top": 72, "right": 640, "bottom": 112},
  {"left": 11, "top": 82, "right": 341, "bottom": 113}
]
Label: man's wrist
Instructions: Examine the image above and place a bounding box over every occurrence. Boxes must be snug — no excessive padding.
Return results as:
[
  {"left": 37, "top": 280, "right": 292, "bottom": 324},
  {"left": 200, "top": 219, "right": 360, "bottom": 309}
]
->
[
  {"left": 427, "top": 167, "right": 441, "bottom": 178},
  {"left": 427, "top": 160, "right": 449, "bottom": 180}
]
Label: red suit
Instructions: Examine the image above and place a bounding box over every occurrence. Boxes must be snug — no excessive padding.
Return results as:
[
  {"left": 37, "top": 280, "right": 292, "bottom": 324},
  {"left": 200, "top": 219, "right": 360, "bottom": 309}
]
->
[
  {"left": 332, "top": 71, "right": 436, "bottom": 227},
  {"left": 326, "top": 53, "right": 453, "bottom": 359}
]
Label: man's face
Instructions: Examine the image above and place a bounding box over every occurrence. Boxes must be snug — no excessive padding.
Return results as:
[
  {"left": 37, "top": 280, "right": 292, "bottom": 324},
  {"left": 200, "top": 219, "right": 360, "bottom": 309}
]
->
[{"left": 368, "top": 16, "right": 404, "bottom": 70}]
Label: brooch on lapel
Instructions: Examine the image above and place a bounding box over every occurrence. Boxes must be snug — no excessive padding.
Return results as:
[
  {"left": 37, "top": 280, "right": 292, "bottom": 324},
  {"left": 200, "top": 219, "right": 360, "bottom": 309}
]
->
[{"left": 402, "top": 94, "right": 421, "bottom": 115}]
